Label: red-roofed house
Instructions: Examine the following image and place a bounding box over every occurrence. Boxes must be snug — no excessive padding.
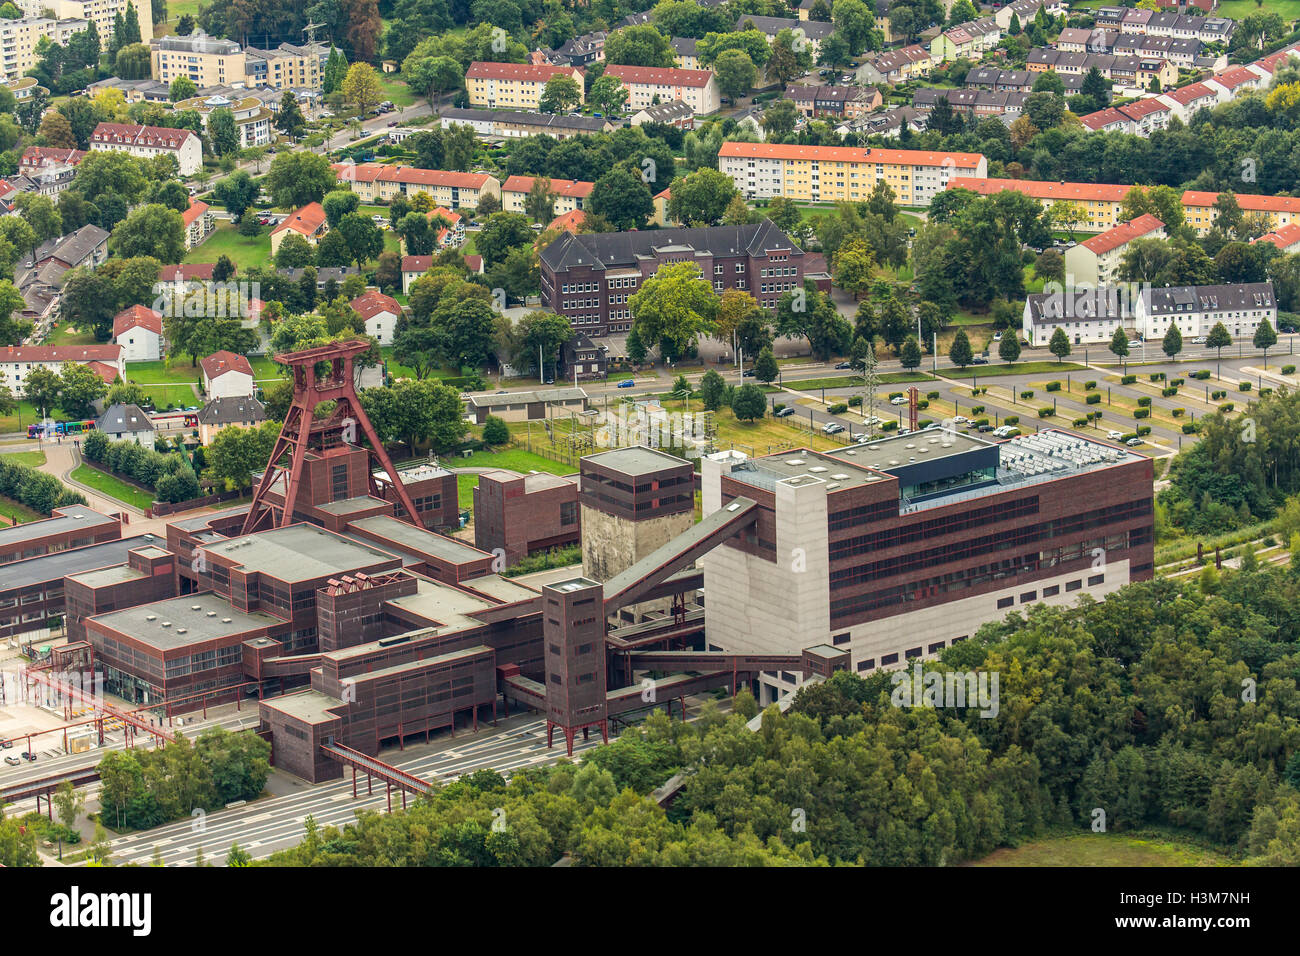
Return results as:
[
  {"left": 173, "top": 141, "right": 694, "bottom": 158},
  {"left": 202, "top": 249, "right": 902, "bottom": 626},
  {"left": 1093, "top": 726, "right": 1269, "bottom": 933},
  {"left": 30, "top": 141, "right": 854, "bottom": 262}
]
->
[
  {"left": 603, "top": 64, "right": 720, "bottom": 115},
  {"left": 1182, "top": 190, "right": 1300, "bottom": 235},
  {"left": 1157, "top": 81, "right": 1223, "bottom": 121},
  {"left": 465, "top": 254, "right": 483, "bottom": 274},
  {"left": 466, "top": 62, "right": 585, "bottom": 110},
  {"left": 270, "top": 202, "right": 328, "bottom": 256},
  {"left": 501, "top": 176, "right": 593, "bottom": 217},
  {"left": 158, "top": 263, "right": 225, "bottom": 283},
  {"left": 547, "top": 209, "right": 586, "bottom": 235},
  {"left": 113, "top": 305, "right": 165, "bottom": 361},
  {"left": 20, "top": 146, "right": 88, "bottom": 176},
  {"left": 427, "top": 207, "right": 465, "bottom": 247},
  {"left": 652, "top": 187, "right": 674, "bottom": 227},
  {"left": 1253, "top": 222, "right": 1300, "bottom": 255},
  {"left": 89, "top": 122, "right": 202, "bottom": 175},
  {"left": 86, "top": 362, "right": 123, "bottom": 385},
  {"left": 182, "top": 199, "right": 215, "bottom": 250},
  {"left": 950, "top": 177, "right": 1132, "bottom": 229},
  {"left": 200, "top": 350, "right": 254, "bottom": 399},
  {"left": 400, "top": 255, "right": 433, "bottom": 294},
  {"left": 1065, "top": 214, "right": 1165, "bottom": 285},
  {"left": 350, "top": 291, "right": 402, "bottom": 346},
  {"left": 332, "top": 162, "right": 501, "bottom": 208},
  {"left": 0, "top": 344, "right": 124, "bottom": 393},
  {"left": 1208, "top": 65, "right": 1265, "bottom": 99}
]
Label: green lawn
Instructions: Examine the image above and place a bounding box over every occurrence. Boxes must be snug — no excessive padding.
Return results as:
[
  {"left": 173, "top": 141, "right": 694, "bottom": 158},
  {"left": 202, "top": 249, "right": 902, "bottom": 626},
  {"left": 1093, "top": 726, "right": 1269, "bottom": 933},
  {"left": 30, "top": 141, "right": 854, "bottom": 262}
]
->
[
  {"left": 122, "top": 361, "right": 201, "bottom": 410},
  {"left": 457, "top": 473, "right": 478, "bottom": 510},
  {"left": 70, "top": 465, "right": 156, "bottom": 510},
  {"left": 446, "top": 447, "right": 577, "bottom": 475},
  {"left": 971, "top": 831, "right": 1236, "bottom": 867},
  {"left": 45, "top": 323, "right": 97, "bottom": 346},
  {"left": 185, "top": 223, "right": 270, "bottom": 271},
  {"left": 1218, "top": 0, "right": 1300, "bottom": 19},
  {"left": 2, "top": 451, "right": 45, "bottom": 467},
  {"left": 0, "top": 400, "right": 42, "bottom": 435},
  {"left": 379, "top": 76, "right": 418, "bottom": 108},
  {"left": 943, "top": 361, "right": 1088, "bottom": 379},
  {"left": 0, "top": 495, "right": 42, "bottom": 523}
]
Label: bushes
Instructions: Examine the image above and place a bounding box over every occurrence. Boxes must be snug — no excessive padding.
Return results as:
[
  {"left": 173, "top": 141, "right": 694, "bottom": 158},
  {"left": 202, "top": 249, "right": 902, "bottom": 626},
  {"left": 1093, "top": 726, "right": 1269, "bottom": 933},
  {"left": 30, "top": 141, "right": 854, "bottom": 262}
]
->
[
  {"left": 1037, "top": 407, "right": 1053, "bottom": 418},
  {"left": 773, "top": 402, "right": 786, "bottom": 414},
  {"left": 970, "top": 405, "right": 985, "bottom": 415},
  {"left": 847, "top": 396, "right": 862, "bottom": 407},
  {"left": 1084, "top": 380, "right": 1097, "bottom": 389},
  {"left": 1162, "top": 387, "right": 1178, "bottom": 397},
  {"left": 926, "top": 391, "right": 940, "bottom": 400},
  {"left": 1260, "top": 387, "right": 1273, "bottom": 397},
  {"left": 1072, "top": 417, "right": 1089, "bottom": 427},
  {"left": 887, "top": 391, "right": 903, "bottom": 400},
  {"left": 1172, "top": 408, "right": 1185, "bottom": 417},
  {"left": 1170, "top": 378, "right": 1183, "bottom": 387},
  {"left": 1086, "top": 393, "right": 1102, "bottom": 404},
  {"left": 0, "top": 458, "right": 86, "bottom": 516},
  {"left": 81, "top": 432, "right": 200, "bottom": 504},
  {"left": 1182, "top": 422, "right": 1199, "bottom": 434},
  {"left": 1134, "top": 408, "right": 1150, "bottom": 419},
  {"left": 1284, "top": 365, "right": 1296, "bottom": 376},
  {"left": 481, "top": 415, "right": 509, "bottom": 446},
  {"left": 828, "top": 402, "right": 849, "bottom": 415},
  {"left": 1239, "top": 381, "right": 1252, "bottom": 391},
  {"left": 917, "top": 399, "right": 929, "bottom": 409},
  {"left": 1121, "top": 374, "right": 1136, "bottom": 385},
  {"left": 1211, "top": 390, "right": 1227, "bottom": 400},
  {"left": 1003, "top": 415, "right": 1019, "bottom": 426},
  {"left": 972, "top": 418, "right": 989, "bottom": 427},
  {"left": 1045, "top": 381, "right": 1061, "bottom": 392},
  {"left": 1136, "top": 425, "right": 1151, "bottom": 436},
  {"left": 1137, "top": 396, "right": 1151, "bottom": 407},
  {"left": 1148, "top": 372, "right": 1164, "bottom": 382},
  {"left": 881, "top": 421, "right": 898, "bottom": 431},
  {"left": 1192, "top": 370, "right": 1212, "bottom": 380},
  {"left": 1019, "top": 390, "right": 1034, "bottom": 400},
  {"left": 1221, "top": 402, "right": 1234, "bottom": 413}
]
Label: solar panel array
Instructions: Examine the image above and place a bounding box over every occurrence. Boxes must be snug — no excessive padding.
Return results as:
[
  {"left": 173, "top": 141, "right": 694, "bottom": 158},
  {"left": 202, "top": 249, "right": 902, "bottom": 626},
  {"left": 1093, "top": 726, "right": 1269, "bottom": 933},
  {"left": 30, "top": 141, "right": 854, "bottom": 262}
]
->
[{"left": 1002, "top": 432, "right": 1123, "bottom": 478}]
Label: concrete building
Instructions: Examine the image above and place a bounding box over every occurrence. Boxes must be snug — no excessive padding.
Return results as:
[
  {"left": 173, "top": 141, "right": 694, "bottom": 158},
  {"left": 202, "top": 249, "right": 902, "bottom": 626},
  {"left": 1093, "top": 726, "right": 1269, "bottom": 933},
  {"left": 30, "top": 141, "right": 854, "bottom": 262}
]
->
[
  {"left": 630, "top": 100, "right": 696, "bottom": 129},
  {"left": 200, "top": 350, "right": 254, "bottom": 399},
  {"left": 1181, "top": 190, "right": 1300, "bottom": 237},
  {"left": 435, "top": 107, "right": 613, "bottom": 140},
  {"left": 473, "top": 469, "right": 580, "bottom": 567},
  {"left": 718, "top": 143, "right": 987, "bottom": 207},
  {"left": 181, "top": 198, "right": 216, "bottom": 251},
  {"left": 1135, "top": 282, "right": 1276, "bottom": 341},
  {"left": 0, "top": 504, "right": 120, "bottom": 565},
  {"left": 465, "top": 61, "right": 585, "bottom": 110},
  {"left": 173, "top": 93, "right": 274, "bottom": 149},
  {"left": 18, "top": 0, "right": 154, "bottom": 43},
  {"left": 196, "top": 395, "right": 266, "bottom": 445},
  {"left": 0, "top": 16, "right": 89, "bottom": 83},
  {"left": 539, "top": 221, "right": 807, "bottom": 331},
  {"left": 952, "top": 178, "right": 1133, "bottom": 231},
  {"left": 1253, "top": 223, "right": 1300, "bottom": 255},
  {"left": 96, "top": 402, "right": 155, "bottom": 445},
  {"left": 602, "top": 64, "right": 719, "bottom": 115},
  {"left": 501, "top": 175, "right": 592, "bottom": 218},
  {"left": 1022, "top": 288, "right": 1127, "bottom": 347},
  {"left": 112, "top": 304, "right": 164, "bottom": 361},
  {"left": 330, "top": 162, "right": 500, "bottom": 209},
  {"left": 0, "top": 344, "right": 124, "bottom": 394},
  {"left": 467, "top": 387, "right": 588, "bottom": 424},
  {"left": 1064, "top": 214, "right": 1166, "bottom": 287},
  {"left": 701, "top": 429, "right": 1153, "bottom": 704},
  {"left": 89, "top": 122, "right": 202, "bottom": 176}
]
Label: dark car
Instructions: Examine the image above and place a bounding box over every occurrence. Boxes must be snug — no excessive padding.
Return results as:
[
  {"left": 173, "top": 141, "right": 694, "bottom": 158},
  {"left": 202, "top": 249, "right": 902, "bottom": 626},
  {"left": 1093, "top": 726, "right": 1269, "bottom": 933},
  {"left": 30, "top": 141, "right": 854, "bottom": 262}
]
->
[
  {"left": 741, "top": 368, "right": 755, "bottom": 377},
  {"left": 834, "top": 361, "right": 852, "bottom": 369},
  {"left": 387, "top": 120, "right": 399, "bottom": 127},
  {"left": 977, "top": 424, "right": 994, "bottom": 432},
  {"left": 1281, "top": 324, "right": 1297, "bottom": 333},
  {"left": 0, "top": 739, "right": 11, "bottom": 749},
  {"left": 21, "top": 752, "right": 36, "bottom": 761},
  {"left": 972, "top": 357, "right": 989, "bottom": 364},
  {"left": 776, "top": 407, "right": 796, "bottom": 417}
]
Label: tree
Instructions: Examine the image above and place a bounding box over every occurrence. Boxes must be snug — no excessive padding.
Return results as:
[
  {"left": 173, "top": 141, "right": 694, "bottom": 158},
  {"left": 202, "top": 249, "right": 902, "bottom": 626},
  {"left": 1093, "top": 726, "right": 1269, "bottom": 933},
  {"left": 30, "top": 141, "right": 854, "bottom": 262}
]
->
[
  {"left": 226, "top": 843, "right": 252, "bottom": 867},
  {"left": 275, "top": 91, "right": 306, "bottom": 137},
  {"left": 753, "top": 346, "right": 779, "bottom": 384},
  {"left": 1035, "top": 248, "right": 1065, "bottom": 285},
  {"left": 604, "top": 25, "right": 674, "bottom": 68},
  {"left": 762, "top": 98, "right": 799, "bottom": 142},
  {"left": 114, "top": 42, "right": 151, "bottom": 80},
  {"left": 107, "top": 382, "right": 149, "bottom": 407},
  {"left": 667, "top": 169, "right": 738, "bottom": 227},
  {"left": 538, "top": 75, "right": 581, "bottom": 114},
  {"left": 38, "top": 111, "right": 76, "bottom": 149},
  {"left": 589, "top": 165, "right": 653, "bottom": 231},
  {"left": 323, "top": 190, "right": 361, "bottom": 228},
  {"left": 628, "top": 261, "right": 716, "bottom": 362},
  {"left": 1162, "top": 322, "right": 1183, "bottom": 361},
  {"left": 266, "top": 151, "right": 334, "bottom": 208},
  {"left": 58, "top": 362, "right": 108, "bottom": 417},
  {"left": 523, "top": 177, "right": 556, "bottom": 224},
  {"left": 900, "top": 335, "right": 922, "bottom": 370},
  {"left": 731, "top": 382, "right": 766, "bottom": 421},
  {"left": 212, "top": 255, "right": 236, "bottom": 283},
  {"left": 1207, "top": 321, "right": 1232, "bottom": 378},
  {"left": 208, "top": 107, "right": 239, "bottom": 156},
  {"left": 998, "top": 332, "right": 1021, "bottom": 365},
  {"left": 403, "top": 49, "right": 462, "bottom": 102},
  {"left": 1253, "top": 316, "right": 1277, "bottom": 368},
  {"left": 769, "top": 28, "right": 813, "bottom": 86},
  {"left": 587, "top": 74, "right": 629, "bottom": 117},
  {"left": 213, "top": 171, "right": 258, "bottom": 222},
  {"left": 23, "top": 365, "right": 60, "bottom": 414},
  {"left": 274, "top": 232, "right": 316, "bottom": 269},
  {"left": 1048, "top": 327, "right": 1071, "bottom": 363},
  {"left": 341, "top": 62, "right": 382, "bottom": 117},
  {"left": 948, "top": 328, "right": 974, "bottom": 369},
  {"left": 1049, "top": 200, "right": 1086, "bottom": 241},
  {"left": 482, "top": 415, "right": 509, "bottom": 446},
  {"left": 110, "top": 204, "right": 184, "bottom": 263},
  {"left": 625, "top": 324, "right": 647, "bottom": 365},
  {"left": 833, "top": 236, "right": 876, "bottom": 299},
  {"left": 476, "top": 212, "right": 533, "bottom": 269},
  {"left": 713, "top": 49, "right": 757, "bottom": 102},
  {"left": 169, "top": 76, "right": 197, "bottom": 102},
  {"left": 52, "top": 780, "right": 85, "bottom": 829},
  {"left": 1109, "top": 326, "right": 1130, "bottom": 372},
  {"left": 698, "top": 368, "right": 726, "bottom": 410}
]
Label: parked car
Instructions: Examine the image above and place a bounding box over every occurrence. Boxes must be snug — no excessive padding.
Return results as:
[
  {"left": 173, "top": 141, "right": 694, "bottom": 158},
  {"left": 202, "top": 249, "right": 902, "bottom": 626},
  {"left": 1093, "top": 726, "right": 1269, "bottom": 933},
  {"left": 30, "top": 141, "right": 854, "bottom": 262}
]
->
[
  {"left": 854, "top": 433, "right": 872, "bottom": 443},
  {"left": 1107, "top": 430, "right": 1124, "bottom": 440},
  {"left": 834, "top": 361, "right": 852, "bottom": 369},
  {"left": 977, "top": 424, "right": 994, "bottom": 432},
  {"left": 952, "top": 415, "right": 968, "bottom": 424},
  {"left": 741, "top": 368, "right": 755, "bottom": 377},
  {"left": 993, "top": 332, "right": 1003, "bottom": 341},
  {"left": 822, "top": 422, "right": 845, "bottom": 434},
  {"left": 890, "top": 396, "right": 907, "bottom": 405},
  {"left": 1282, "top": 325, "right": 1297, "bottom": 334},
  {"left": 776, "top": 407, "right": 795, "bottom": 417},
  {"left": 387, "top": 120, "right": 399, "bottom": 127},
  {"left": 21, "top": 752, "right": 36, "bottom": 761},
  {"left": 972, "top": 356, "right": 989, "bottom": 364},
  {"left": 1191, "top": 336, "right": 1206, "bottom": 345},
  {"left": 1126, "top": 437, "right": 1144, "bottom": 447},
  {"left": 0, "top": 739, "right": 11, "bottom": 749},
  {"left": 3, "top": 756, "right": 19, "bottom": 766},
  {"left": 618, "top": 379, "right": 635, "bottom": 388},
  {"left": 862, "top": 415, "right": 882, "bottom": 426}
]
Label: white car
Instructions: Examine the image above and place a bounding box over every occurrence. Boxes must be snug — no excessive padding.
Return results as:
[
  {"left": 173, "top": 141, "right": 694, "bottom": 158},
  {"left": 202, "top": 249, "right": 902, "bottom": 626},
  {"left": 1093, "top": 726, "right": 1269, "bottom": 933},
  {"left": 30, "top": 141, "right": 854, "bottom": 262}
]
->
[
  {"left": 1126, "top": 437, "right": 1144, "bottom": 447},
  {"left": 993, "top": 332, "right": 1003, "bottom": 341},
  {"left": 863, "top": 415, "right": 882, "bottom": 426},
  {"left": 952, "top": 415, "right": 968, "bottom": 424},
  {"left": 1107, "top": 430, "right": 1124, "bottom": 440},
  {"left": 890, "top": 396, "right": 907, "bottom": 405},
  {"left": 854, "top": 433, "right": 872, "bottom": 444}
]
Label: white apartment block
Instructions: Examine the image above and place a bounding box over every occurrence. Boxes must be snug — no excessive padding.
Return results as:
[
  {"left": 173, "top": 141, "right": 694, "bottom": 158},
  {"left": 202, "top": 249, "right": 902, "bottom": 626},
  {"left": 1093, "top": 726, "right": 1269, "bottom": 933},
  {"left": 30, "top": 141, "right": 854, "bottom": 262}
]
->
[
  {"left": 18, "top": 0, "right": 153, "bottom": 43},
  {"left": 0, "top": 17, "right": 87, "bottom": 82},
  {"left": 1135, "top": 282, "right": 1276, "bottom": 341}
]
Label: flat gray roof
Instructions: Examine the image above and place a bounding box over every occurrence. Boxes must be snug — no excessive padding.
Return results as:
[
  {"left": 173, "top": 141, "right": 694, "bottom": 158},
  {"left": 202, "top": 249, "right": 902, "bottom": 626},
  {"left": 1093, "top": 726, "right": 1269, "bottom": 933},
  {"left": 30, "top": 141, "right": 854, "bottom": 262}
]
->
[
  {"left": 315, "top": 495, "right": 388, "bottom": 516},
  {"left": 199, "top": 523, "right": 399, "bottom": 583},
  {"left": 348, "top": 514, "right": 489, "bottom": 564},
  {"left": 0, "top": 505, "right": 117, "bottom": 548},
  {"left": 261, "top": 689, "right": 340, "bottom": 724},
  {"left": 0, "top": 535, "right": 159, "bottom": 590},
  {"left": 90, "top": 592, "right": 281, "bottom": 651},
  {"left": 169, "top": 504, "right": 250, "bottom": 532},
  {"left": 581, "top": 446, "right": 691, "bottom": 477}
]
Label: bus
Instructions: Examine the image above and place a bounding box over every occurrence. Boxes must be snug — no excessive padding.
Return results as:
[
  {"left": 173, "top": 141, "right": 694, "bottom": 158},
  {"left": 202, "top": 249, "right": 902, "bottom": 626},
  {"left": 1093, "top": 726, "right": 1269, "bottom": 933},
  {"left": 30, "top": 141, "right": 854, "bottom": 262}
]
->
[{"left": 183, "top": 414, "right": 198, "bottom": 428}]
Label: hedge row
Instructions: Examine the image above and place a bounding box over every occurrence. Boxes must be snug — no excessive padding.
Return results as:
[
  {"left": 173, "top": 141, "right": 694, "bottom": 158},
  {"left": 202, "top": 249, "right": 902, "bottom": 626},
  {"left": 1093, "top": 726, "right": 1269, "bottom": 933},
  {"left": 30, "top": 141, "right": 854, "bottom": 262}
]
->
[
  {"left": 82, "top": 431, "right": 200, "bottom": 504},
  {"left": 0, "top": 458, "right": 86, "bottom": 517}
]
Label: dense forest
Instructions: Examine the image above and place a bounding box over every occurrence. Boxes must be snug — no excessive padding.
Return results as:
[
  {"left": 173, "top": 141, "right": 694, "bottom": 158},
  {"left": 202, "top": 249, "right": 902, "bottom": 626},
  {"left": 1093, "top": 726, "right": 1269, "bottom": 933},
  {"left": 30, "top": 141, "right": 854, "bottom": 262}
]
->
[{"left": 264, "top": 563, "right": 1300, "bottom": 866}]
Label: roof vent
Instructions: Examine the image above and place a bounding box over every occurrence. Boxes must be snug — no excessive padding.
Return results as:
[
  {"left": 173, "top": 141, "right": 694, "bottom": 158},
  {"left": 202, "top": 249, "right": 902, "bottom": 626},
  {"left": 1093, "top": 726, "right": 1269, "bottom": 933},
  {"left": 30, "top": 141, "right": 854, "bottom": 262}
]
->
[
  {"left": 191, "top": 604, "right": 201, "bottom": 611},
  {"left": 161, "top": 621, "right": 171, "bottom": 628},
  {"left": 175, "top": 627, "right": 187, "bottom": 634},
  {"left": 207, "top": 611, "right": 217, "bottom": 617},
  {"left": 145, "top": 614, "right": 156, "bottom": 621},
  {"left": 221, "top": 617, "right": 232, "bottom": 623}
]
